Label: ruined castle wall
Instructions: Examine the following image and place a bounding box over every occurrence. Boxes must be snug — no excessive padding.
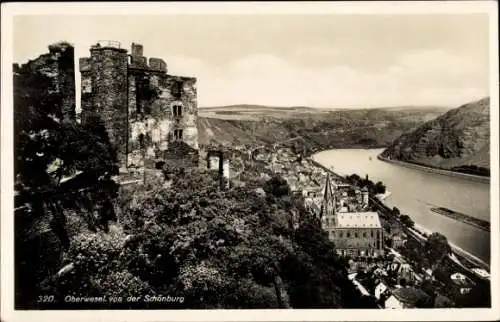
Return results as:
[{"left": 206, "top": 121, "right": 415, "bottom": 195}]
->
[
  {"left": 21, "top": 43, "right": 76, "bottom": 120},
  {"left": 79, "top": 58, "right": 93, "bottom": 123},
  {"left": 126, "top": 70, "right": 198, "bottom": 168},
  {"left": 55, "top": 45, "right": 76, "bottom": 120}
]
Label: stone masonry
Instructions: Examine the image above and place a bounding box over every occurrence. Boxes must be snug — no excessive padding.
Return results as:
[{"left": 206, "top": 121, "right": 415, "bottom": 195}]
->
[
  {"left": 80, "top": 41, "right": 199, "bottom": 170},
  {"left": 15, "top": 41, "right": 76, "bottom": 121}
]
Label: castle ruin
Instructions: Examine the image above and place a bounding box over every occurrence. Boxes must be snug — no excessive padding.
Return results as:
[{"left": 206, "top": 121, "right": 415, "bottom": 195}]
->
[{"left": 79, "top": 41, "right": 199, "bottom": 170}]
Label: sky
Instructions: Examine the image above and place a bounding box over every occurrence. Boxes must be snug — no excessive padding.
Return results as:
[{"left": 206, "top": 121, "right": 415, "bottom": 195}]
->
[{"left": 13, "top": 14, "right": 490, "bottom": 109}]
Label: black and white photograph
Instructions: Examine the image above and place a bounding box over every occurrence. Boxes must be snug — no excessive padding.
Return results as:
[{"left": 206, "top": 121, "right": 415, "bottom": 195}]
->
[{"left": 1, "top": 1, "right": 499, "bottom": 321}]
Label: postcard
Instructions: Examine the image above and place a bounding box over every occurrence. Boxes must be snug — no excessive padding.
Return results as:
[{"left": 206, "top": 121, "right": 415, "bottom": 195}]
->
[{"left": 1, "top": 1, "right": 499, "bottom": 321}]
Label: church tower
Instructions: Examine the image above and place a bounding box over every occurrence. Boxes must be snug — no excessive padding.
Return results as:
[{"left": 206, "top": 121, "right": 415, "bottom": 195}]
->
[{"left": 320, "top": 173, "right": 337, "bottom": 228}]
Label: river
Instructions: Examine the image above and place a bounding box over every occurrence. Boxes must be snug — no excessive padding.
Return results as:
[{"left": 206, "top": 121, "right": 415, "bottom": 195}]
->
[{"left": 312, "top": 148, "right": 491, "bottom": 264}]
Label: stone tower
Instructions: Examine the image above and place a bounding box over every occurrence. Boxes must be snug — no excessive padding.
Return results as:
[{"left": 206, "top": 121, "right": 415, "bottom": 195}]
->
[{"left": 80, "top": 40, "right": 129, "bottom": 166}]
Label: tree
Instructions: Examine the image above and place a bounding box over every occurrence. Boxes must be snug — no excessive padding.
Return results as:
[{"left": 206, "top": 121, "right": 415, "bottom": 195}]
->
[
  {"left": 114, "top": 167, "right": 358, "bottom": 309},
  {"left": 399, "top": 214, "right": 415, "bottom": 228},
  {"left": 420, "top": 279, "right": 436, "bottom": 299},
  {"left": 424, "top": 232, "right": 451, "bottom": 267},
  {"left": 374, "top": 181, "right": 386, "bottom": 194},
  {"left": 434, "top": 294, "right": 454, "bottom": 308},
  {"left": 263, "top": 175, "right": 291, "bottom": 198}
]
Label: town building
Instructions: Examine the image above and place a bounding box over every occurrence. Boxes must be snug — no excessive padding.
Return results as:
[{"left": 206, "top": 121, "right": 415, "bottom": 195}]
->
[
  {"left": 386, "top": 261, "right": 417, "bottom": 285},
  {"left": 79, "top": 41, "right": 199, "bottom": 170},
  {"left": 374, "top": 281, "right": 389, "bottom": 300},
  {"left": 320, "top": 173, "right": 385, "bottom": 258},
  {"left": 303, "top": 187, "right": 324, "bottom": 214},
  {"left": 389, "top": 231, "right": 407, "bottom": 249},
  {"left": 450, "top": 272, "right": 475, "bottom": 296}
]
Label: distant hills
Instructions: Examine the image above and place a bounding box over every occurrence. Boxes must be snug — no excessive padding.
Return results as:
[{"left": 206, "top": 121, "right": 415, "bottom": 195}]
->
[
  {"left": 380, "top": 97, "right": 490, "bottom": 176},
  {"left": 198, "top": 105, "right": 450, "bottom": 154},
  {"left": 199, "top": 104, "right": 329, "bottom": 121},
  {"left": 199, "top": 104, "right": 451, "bottom": 121}
]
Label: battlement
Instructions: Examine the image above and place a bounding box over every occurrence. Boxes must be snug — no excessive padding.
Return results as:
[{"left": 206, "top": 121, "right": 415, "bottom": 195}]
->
[
  {"left": 128, "top": 43, "right": 167, "bottom": 73},
  {"left": 131, "top": 43, "right": 143, "bottom": 56},
  {"left": 149, "top": 58, "right": 167, "bottom": 72}
]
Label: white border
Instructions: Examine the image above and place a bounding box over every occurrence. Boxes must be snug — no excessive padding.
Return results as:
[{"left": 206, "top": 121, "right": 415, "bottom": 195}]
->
[{"left": 1, "top": 2, "right": 499, "bottom": 322}]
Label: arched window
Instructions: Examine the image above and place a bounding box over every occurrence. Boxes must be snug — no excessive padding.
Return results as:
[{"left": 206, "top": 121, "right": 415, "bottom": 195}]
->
[
  {"left": 171, "top": 80, "right": 183, "bottom": 98},
  {"left": 363, "top": 232, "right": 367, "bottom": 238},
  {"left": 174, "top": 129, "right": 183, "bottom": 141},
  {"left": 347, "top": 231, "right": 350, "bottom": 238},
  {"left": 173, "top": 105, "right": 183, "bottom": 118},
  {"left": 139, "top": 133, "right": 145, "bottom": 148}
]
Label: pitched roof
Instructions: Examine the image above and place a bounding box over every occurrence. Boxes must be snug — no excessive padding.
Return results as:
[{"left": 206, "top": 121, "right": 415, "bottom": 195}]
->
[{"left": 336, "top": 212, "right": 382, "bottom": 228}]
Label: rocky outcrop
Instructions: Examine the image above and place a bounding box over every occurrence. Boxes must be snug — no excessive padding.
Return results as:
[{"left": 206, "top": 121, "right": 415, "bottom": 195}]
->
[{"left": 381, "top": 97, "right": 490, "bottom": 176}]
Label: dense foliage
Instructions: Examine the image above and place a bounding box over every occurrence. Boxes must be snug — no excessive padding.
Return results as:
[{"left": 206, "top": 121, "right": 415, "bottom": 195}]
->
[
  {"left": 14, "top": 65, "right": 119, "bottom": 308},
  {"left": 28, "top": 167, "right": 372, "bottom": 309}
]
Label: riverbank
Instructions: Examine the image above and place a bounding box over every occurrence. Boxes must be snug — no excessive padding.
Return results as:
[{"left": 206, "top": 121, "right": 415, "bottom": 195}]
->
[{"left": 377, "top": 155, "right": 490, "bottom": 184}]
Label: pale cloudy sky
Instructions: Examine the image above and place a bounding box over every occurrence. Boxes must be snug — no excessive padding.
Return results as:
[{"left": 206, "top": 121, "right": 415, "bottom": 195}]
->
[{"left": 13, "top": 14, "right": 490, "bottom": 109}]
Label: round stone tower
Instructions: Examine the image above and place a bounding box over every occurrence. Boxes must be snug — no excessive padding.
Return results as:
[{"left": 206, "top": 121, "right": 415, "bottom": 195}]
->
[{"left": 89, "top": 40, "right": 129, "bottom": 167}]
